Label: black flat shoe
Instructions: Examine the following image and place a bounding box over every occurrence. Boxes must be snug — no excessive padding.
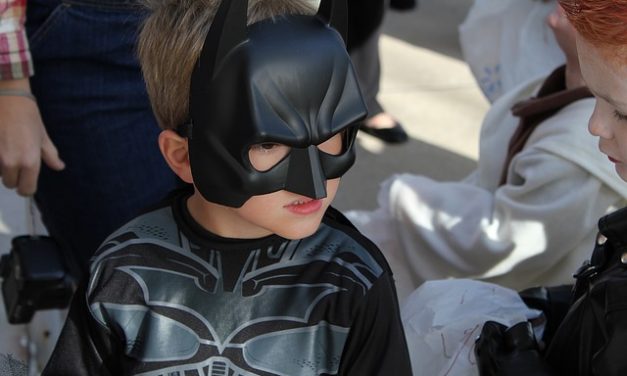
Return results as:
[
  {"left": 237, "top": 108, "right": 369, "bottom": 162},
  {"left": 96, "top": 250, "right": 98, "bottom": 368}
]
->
[{"left": 359, "top": 121, "right": 409, "bottom": 144}]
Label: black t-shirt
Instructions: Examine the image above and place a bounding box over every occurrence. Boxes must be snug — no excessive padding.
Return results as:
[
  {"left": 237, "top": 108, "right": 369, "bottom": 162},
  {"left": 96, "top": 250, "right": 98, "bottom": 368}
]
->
[{"left": 42, "top": 193, "right": 411, "bottom": 375}]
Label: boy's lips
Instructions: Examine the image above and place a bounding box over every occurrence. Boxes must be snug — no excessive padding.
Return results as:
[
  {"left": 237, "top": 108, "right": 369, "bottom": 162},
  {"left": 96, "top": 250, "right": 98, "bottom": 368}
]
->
[{"left": 284, "top": 198, "right": 323, "bottom": 215}]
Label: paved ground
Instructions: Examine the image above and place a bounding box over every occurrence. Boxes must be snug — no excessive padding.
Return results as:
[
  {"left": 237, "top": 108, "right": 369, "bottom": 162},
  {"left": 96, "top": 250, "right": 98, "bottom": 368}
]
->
[{"left": 335, "top": 0, "right": 489, "bottom": 211}]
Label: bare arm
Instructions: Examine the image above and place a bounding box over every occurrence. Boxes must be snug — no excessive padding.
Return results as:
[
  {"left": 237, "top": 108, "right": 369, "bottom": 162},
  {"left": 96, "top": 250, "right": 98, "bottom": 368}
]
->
[
  {"left": 0, "top": 78, "right": 64, "bottom": 195},
  {"left": 0, "top": 0, "right": 65, "bottom": 195}
]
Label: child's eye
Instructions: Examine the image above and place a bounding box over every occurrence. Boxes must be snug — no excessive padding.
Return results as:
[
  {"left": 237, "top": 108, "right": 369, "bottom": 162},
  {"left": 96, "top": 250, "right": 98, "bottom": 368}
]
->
[
  {"left": 614, "top": 110, "right": 627, "bottom": 122},
  {"left": 317, "top": 132, "right": 344, "bottom": 155},
  {"left": 248, "top": 143, "right": 291, "bottom": 171},
  {"left": 254, "top": 143, "right": 281, "bottom": 152}
]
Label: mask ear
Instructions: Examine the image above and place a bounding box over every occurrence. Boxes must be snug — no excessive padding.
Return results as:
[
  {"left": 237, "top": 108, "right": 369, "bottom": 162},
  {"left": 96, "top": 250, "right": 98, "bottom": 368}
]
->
[
  {"left": 317, "top": 0, "right": 348, "bottom": 45},
  {"left": 191, "top": 0, "right": 249, "bottom": 90}
]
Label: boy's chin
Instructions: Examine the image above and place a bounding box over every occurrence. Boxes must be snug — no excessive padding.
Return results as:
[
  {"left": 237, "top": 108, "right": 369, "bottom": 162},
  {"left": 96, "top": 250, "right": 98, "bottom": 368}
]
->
[
  {"left": 274, "top": 222, "right": 322, "bottom": 240},
  {"left": 616, "top": 165, "right": 627, "bottom": 183}
]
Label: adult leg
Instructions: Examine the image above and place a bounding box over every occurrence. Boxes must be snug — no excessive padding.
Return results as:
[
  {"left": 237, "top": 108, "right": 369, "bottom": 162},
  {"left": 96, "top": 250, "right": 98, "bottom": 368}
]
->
[
  {"left": 350, "top": 27, "right": 408, "bottom": 143},
  {"left": 26, "top": 0, "right": 180, "bottom": 274},
  {"left": 350, "top": 28, "right": 385, "bottom": 117}
]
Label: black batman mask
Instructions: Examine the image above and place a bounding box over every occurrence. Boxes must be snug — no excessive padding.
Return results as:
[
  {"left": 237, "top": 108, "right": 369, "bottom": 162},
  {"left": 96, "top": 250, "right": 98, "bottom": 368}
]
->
[{"left": 185, "top": 0, "right": 367, "bottom": 208}]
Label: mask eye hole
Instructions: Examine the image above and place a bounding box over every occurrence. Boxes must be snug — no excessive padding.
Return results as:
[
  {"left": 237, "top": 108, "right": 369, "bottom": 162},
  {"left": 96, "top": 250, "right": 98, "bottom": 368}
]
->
[
  {"left": 317, "top": 131, "right": 344, "bottom": 156},
  {"left": 248, "top": 143, "right": 291, "bottom": 171}
]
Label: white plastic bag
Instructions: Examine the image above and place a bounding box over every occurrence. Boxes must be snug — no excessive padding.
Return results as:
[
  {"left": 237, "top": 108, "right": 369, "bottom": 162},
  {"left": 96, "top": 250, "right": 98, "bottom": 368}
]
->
[
  {"left": 459, "top": 0, "right": 565, "bottom": 103},
  {"left": 401, "top": 279, "right": 542, "bottom": 376}
]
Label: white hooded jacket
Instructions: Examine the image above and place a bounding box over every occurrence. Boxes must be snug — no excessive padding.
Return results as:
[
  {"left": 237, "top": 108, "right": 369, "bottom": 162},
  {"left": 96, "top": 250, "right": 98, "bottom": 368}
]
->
[{"left": 347, "top": 75, "right": 627, "bottom": 305}]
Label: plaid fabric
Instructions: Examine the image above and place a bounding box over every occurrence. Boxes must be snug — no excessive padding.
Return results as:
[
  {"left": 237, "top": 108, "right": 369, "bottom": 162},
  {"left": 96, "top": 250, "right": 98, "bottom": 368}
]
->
[{"left": 0, "top": 0, "right": 33, "bottom": 79}]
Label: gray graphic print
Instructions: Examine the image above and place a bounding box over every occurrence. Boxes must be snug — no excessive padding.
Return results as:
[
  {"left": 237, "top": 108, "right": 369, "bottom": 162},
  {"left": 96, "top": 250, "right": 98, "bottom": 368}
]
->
[{"left": 86, "top": 207, "right": 382, "bottom": 375}]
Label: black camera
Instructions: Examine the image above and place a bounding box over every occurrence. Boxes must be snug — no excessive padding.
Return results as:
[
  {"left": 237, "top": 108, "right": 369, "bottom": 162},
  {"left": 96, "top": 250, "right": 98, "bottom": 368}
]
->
[{"left": 0, "top": 235, "right": 75, "bottom": 324}]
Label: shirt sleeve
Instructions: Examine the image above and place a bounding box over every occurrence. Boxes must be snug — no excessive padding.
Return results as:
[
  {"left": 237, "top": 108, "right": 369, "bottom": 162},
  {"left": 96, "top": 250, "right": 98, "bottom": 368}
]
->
[
  {"left": 356, "top": 150, "right": 621, "bottom": 301},
  {"left": 0, "top": 0, "right": 34, "bottom": 79},
  {"left": 338, "top": 273, "right": 412, "bottom": 376},
  {"left": 41, "top": 282, "right": 122, "bottom": 376}
]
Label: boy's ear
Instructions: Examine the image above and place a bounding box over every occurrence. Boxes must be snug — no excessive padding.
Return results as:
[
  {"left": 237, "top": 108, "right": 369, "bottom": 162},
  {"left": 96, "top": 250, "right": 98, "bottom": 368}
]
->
[{"left": 158, "top": 130, "right": 193, "bottom": 184}]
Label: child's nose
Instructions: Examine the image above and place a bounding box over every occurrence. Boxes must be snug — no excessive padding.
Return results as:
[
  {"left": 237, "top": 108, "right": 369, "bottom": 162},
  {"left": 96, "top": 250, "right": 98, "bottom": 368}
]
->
[{"left": 588, "top": 102, "right": 613, "bottom": 139}]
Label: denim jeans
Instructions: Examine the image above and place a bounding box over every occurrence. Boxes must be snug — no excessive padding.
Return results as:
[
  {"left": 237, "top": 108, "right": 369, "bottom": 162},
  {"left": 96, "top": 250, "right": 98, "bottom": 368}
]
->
[{"left": 26, "top": 0, "right": 180, "bottom": 274}]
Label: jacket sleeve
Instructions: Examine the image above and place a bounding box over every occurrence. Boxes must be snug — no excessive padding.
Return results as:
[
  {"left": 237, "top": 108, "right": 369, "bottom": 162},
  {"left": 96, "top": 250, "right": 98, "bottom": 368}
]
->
[
  {"left": 590, "top": 284, "right": 627, "bottom": 376},
  {"left": 338, "top": 273, "right": 412, "bottom": 376},
  {"left": 352, "top": 150, "right": 619, "bottom": 300},
  {"left": 41, "top": 281, "right": 122, "bottom": 376}
]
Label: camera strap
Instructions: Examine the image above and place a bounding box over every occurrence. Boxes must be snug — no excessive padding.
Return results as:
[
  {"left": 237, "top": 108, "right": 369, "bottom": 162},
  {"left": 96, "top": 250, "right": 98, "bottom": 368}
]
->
[{"left": 27, "top": 196, "right": 38, "bottom": 236}]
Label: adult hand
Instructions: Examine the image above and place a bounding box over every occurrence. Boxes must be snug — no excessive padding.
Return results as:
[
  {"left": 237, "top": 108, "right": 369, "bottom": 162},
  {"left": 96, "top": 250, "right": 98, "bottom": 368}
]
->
[{"left": 0, "top": 78, "right": 65, "bottom": 196}]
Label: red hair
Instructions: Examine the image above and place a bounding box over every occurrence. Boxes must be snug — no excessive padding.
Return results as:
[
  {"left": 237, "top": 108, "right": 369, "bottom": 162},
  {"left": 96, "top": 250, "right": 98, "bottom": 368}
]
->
[{"left": 559, "top": 0, "right": 627, "bottom": 47}]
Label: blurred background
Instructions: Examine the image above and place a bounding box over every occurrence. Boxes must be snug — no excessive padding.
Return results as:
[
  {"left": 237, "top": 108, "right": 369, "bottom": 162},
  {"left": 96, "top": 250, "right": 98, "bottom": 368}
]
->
[{"left": 334, "top": 0, "right": 487, "bottom": 211}]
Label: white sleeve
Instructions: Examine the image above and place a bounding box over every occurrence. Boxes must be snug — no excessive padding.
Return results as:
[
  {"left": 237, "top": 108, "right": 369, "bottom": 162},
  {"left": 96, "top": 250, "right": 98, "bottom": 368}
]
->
[{"left": 349, "top": 151, "right": 619, "bottom": 302}]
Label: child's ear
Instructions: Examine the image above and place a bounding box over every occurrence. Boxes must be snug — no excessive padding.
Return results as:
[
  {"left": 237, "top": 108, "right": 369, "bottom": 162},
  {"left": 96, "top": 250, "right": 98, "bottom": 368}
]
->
[{"left": 158, "top": 129, "right": 193, "bottom": 183}]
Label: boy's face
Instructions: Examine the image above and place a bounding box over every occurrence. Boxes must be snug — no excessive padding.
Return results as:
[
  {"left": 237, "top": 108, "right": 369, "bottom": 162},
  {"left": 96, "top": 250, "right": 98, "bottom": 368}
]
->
[
  {"left": 189, "top": 133, "right": 343, "bottom": 239},
  {"left": 578, "top": 35, "right": 627, "bottom": 181},
  {"left": 188, "top": 15, "right": 366, "bottom": 208}
]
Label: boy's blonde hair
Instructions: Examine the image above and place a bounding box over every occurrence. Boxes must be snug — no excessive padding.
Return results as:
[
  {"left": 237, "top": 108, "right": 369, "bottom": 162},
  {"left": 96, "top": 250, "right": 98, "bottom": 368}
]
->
[{"left": 138, "top": 0, "right": 317, "bottom": 130}]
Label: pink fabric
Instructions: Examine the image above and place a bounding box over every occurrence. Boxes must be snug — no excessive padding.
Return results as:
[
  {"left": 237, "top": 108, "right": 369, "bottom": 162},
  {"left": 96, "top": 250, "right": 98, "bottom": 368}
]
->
[{"left": 0, "top": 0, "right": 33, "bottom": 79}]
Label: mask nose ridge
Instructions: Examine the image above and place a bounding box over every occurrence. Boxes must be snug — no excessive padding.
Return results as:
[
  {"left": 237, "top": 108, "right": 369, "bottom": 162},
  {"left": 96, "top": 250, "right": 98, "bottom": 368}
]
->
[{"left": 285, "top": 146, "right": 327, "bottom": 199}]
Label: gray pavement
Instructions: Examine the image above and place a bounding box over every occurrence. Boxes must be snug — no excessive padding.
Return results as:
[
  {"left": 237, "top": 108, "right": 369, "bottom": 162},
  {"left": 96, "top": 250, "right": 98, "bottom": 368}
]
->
[{"left": 334, "top": 0, "right": 489, "bottom": 211}]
